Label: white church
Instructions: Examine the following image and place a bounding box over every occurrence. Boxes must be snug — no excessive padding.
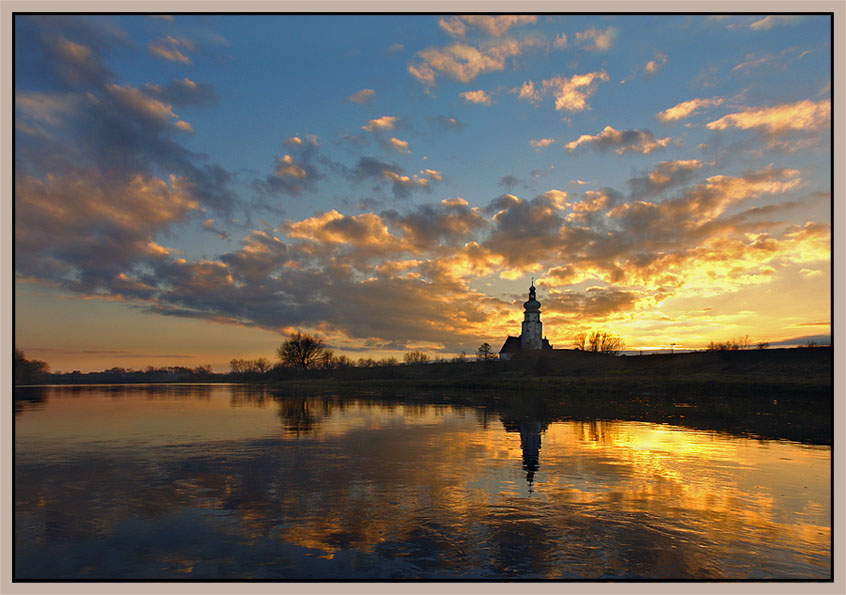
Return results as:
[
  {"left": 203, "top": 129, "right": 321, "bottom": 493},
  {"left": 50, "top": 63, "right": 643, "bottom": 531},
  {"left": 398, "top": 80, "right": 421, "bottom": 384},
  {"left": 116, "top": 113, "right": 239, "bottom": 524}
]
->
[{"left": 498, "top": 280, "right": 553, "bottom": 359}]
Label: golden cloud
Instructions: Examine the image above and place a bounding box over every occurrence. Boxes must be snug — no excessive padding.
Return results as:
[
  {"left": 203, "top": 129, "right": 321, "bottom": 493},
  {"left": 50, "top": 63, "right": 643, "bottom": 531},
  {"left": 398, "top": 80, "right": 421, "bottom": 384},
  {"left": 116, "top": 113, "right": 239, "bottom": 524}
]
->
[
  {"left": 388, "top": 137, "right": 411, "bottom": 154},
  {"left": 362, "top": 115, "right": 399, "bottom": 132},
  {"left": 574, "top": 27, "right": 617, "bottom": 52},
  {"left": 439, "top": 15, "right": 537, "bottom": 38},
  {"left": 147, "top": 36, "right": 193, "bottom": 64},
  {"left": 409, "top": 38, "right": 539, "bottom": 86},
  {"left": 705, "top": 99, "right": 831, "bottom": 135},
  {"left": 565, "top": 126, "right": 670, "bottom": 154},
  {"left": 460, "top": 89, "right": 492, "bottom": 105},
  {"left": 656, "top": 97, "right": 724, "bottom": 123}
]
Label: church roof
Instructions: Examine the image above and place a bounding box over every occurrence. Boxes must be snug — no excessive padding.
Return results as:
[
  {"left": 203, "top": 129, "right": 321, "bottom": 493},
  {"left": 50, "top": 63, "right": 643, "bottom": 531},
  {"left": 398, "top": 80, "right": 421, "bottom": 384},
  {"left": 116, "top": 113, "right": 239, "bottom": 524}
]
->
[{"left": 499, "top": 336, "right": 522, "bottom": 353}]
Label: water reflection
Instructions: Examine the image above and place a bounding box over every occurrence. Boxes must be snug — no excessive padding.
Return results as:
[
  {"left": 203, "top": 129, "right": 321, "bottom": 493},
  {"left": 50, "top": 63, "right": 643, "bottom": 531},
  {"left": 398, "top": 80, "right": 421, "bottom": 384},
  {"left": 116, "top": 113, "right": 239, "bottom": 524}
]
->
[
  {"left": 499, "top": 412, "right": 549, "bottom": 492},
  {"left": 14, "top": 385, "right": 831, "bottom": 580}
]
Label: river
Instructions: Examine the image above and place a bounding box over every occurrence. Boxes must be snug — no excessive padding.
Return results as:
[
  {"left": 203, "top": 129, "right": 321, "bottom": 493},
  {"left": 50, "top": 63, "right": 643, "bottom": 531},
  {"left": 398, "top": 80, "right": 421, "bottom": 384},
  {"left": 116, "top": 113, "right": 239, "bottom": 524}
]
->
[{"left": 14, "top": 384, "right": 831, "bottom": 580}]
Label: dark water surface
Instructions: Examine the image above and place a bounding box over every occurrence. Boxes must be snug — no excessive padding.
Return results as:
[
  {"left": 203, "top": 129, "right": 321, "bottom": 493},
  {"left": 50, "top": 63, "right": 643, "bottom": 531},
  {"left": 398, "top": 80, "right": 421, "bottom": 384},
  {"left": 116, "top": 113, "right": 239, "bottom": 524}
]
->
[{"left": 14, "top": 384, "right": 831, "bottom": 580}]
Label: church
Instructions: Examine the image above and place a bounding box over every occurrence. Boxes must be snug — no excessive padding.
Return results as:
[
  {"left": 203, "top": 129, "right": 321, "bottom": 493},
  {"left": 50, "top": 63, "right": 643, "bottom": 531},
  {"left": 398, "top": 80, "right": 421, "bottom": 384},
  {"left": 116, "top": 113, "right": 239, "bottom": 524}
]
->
[{"left": 499, "top": 280, "right": 553, "bottom": 360}]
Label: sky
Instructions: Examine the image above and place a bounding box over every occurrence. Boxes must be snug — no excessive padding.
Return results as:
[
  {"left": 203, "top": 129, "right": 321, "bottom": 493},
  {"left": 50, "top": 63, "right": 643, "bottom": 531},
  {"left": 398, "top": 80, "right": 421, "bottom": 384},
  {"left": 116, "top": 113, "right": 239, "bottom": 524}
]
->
[{"left": 13, "top": 13, "right": 832, "bottom": 372}]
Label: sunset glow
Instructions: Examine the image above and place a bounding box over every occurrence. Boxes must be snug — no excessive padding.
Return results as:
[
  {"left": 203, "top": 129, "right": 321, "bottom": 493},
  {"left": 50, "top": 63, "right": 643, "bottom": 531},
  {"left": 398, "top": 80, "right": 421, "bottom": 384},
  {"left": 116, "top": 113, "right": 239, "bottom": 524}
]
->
[{"left": 14, "top": 14, "right": 831, "bottom": 371}]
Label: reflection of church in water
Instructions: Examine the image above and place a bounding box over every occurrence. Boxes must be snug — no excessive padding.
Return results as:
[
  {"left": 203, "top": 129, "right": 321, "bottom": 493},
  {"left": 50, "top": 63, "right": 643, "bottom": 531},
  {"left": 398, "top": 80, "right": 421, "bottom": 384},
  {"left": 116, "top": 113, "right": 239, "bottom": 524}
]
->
[{"left": 500, "top": 414, "right": 549, "bottom": 493}]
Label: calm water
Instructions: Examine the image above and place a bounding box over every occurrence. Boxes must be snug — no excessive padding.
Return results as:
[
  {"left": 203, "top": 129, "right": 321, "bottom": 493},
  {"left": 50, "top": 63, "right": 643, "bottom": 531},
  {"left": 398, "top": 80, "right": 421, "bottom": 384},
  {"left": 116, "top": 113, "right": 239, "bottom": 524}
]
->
[{"left": 14, "top": 384, "right": 831, "bottom": 580}]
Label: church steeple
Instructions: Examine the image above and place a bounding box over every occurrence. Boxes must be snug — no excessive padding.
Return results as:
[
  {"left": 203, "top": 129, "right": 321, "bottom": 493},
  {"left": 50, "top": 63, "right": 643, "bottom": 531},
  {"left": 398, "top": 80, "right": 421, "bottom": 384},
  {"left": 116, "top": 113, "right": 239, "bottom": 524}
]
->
[{"left": 521, "top": 279, "right": 543, "bottom": 349}]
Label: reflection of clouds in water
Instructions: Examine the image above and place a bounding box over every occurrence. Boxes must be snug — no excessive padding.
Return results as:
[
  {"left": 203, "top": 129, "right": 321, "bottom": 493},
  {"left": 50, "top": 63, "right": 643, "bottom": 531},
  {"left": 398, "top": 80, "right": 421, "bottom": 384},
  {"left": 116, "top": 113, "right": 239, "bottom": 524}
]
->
[{"left": 14, "top": 386, "right": 831, "bottom": 579}]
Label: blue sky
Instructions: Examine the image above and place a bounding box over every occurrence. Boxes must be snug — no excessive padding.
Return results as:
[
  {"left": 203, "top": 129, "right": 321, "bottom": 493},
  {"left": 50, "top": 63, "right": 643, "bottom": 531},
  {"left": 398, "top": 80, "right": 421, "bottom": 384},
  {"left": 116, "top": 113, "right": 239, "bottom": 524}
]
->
[{"left": 14, "top": 13, "right": 832, "bottom": 371}]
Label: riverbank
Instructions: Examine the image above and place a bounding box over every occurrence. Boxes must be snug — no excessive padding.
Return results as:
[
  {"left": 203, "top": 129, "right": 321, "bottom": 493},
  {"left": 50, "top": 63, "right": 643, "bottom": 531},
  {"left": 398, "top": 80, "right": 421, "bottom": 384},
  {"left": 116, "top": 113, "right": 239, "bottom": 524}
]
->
[{"left": 261, "top": 347, "right": 832, "bottom": 445}]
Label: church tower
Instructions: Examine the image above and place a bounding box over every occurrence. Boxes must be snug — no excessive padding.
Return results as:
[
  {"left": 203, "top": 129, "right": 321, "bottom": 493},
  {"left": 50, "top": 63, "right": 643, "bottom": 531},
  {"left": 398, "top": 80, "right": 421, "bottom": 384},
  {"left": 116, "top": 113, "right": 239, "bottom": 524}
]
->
[{"left": 520, "top": 280, "right": 543, "bottom": 350}]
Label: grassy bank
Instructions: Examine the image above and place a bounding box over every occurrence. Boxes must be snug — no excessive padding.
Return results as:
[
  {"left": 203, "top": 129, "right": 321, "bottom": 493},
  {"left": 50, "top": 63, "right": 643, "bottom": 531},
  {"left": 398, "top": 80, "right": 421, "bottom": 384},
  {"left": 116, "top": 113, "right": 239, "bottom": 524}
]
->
[{"left": 261, "top": 347, "right": 832, "bottom": 445}]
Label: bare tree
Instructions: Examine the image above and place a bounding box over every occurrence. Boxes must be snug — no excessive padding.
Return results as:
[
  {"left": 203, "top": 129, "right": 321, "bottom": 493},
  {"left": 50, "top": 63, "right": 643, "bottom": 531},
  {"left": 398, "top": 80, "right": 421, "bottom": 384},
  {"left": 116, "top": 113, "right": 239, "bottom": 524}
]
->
[
  {"left": 578, "top": 330, "right": 625, "bottom": 355},
  {"left": 277, "top": 332, "right": 326, "bottom": 370},
  {"left": 707, "top": 336, "right": 753, "bottom": 351},
  {"left": 572, "top": 333, "right": 587, "bottom": 351},
  {"left": 477, "top": 342, "right": 495, "bottom": 360},
  {"left": 404, "top": 351, "right": 430, "bottom": 364}
]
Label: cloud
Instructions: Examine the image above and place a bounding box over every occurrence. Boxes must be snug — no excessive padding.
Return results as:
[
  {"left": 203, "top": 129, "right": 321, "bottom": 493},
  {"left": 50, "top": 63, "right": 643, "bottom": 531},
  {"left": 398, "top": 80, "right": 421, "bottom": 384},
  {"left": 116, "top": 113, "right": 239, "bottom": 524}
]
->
[
  {"left": 16, "top": 159, "right": 825, "bottom": 353},
  {"left": 15, "top": 169, "right": 201, "bottom": 292},
  {"left": 626, "top": 159, "right": 703, "bottom": 198},
  {"left": 483, "top": 193, "right": 566, "bottom": 268},
  {"left": 516, "top": 80, "right": 541, "bottom": 102},
  {"left": 431, "top": 115, "right": 465, "bottom": 131},
  {"left": 141, "top": 78, "right": 217, "bottom": 106},
  {"left": 705, "top": 99, "right": 831, "bottom": 135},
  {"left": 202, "top": 219, "right": 230, "bottom": 240},
  {"left": 529, "top": 138, "right": 555, "bottom": 151},
  {"left": 749, "top": 15, "right": 801, "bottom": 30},
  {"left": 282, "top": 210, "right": 402, "bottom": 254},
  {"left": 408, "top": 38, "right": 541, "bottom": 86},
  {"left": 15, "top": 15, "right": 128, "bottom": 89},
  {"left": 148, "top": 35, "right": 193, "bottom": 64},
  {"left": 381, "top": 199, "right": 488, "bottom": 252},
  {"left": 253, "top": 136, "right": 325, "bottom": 196},
  {"left": 498, "top": 175, "right": 519, "bottom": 191},
  {"left": 565, "top": 126, "right": 671, "bottom": 154},
  {"left": 656, "top": 97, "right": 724, "bottom": 123},
  {"left": 553, "top": 33, "right": 568, "bottom": 49},
  {"left": 439, "top": 15, "right": 538, "bottom": 38},
  {"left": 362, "top": 115, "right": 400, "bottom": 132},
  {"left": 381, "top": 171, "right": 434, "bottom": 198},
  {"left": 515, "top": 71, "right": 609, "bottom": 112},
  {"left": 347, "top": 157, "right": 440, "bottom": 199},
  {"left": 548, "top": 286, "right": 641, "bottom": 317},
  {"left": 387, "top": 137, "right": 410, "bottom": 153},
  {"left": 347, "top": 88, "right": 376, "bottom": 104},
  {"left": 387, "top": 43, "right": 404, "bottom": 53},
  {"left": 460, "top": 89, "right": 492, "bottom": 105},
  {"left": 575, "top": 27, "right": 617, "bottom": 52},
  {"left": 15, "top": 28, "right": 238, "bottom": 216},
  {"left": 644, "top": 53, "right": 667, "bottom": 75}
]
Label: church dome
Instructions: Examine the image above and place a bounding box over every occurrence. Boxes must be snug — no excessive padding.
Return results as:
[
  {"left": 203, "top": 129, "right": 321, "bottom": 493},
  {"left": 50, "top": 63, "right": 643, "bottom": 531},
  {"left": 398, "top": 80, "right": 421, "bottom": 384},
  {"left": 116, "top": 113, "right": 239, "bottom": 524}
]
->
[{"left": 523, "top": 282, "right": 541, "bottom": 311}]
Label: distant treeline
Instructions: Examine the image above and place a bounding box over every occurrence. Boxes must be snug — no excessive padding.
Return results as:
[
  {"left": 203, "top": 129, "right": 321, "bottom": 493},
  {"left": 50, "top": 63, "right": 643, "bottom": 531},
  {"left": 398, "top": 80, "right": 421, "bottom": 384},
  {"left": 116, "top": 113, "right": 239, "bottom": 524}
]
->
[{"left": 40, "top": 364, "right": 219, "bottom": 385}]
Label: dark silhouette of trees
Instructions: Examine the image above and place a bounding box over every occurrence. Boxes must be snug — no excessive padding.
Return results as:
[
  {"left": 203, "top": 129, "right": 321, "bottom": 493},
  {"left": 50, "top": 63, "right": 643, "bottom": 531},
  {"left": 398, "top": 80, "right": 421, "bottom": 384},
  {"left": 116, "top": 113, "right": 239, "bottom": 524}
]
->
[
  {"left": 477, "top": 342, "right": 495, "bottom": 360},
  {"left": 572, "top": 333, "right": 587, "bottom": 351},
  {"left": 14, "top": 349, "right": 49, "bottom": 385},
  {"left": 572, "top": 331, "right": 624, "bottom": 355},
  {"left": 707, "top": 335, "right": 752, "bottom": 351},
  {"left": 403, "top": 351, "right": 430, "bottom": 364},
  {"left": 277, "top": 332, "right": 326, "bottom": 370}
]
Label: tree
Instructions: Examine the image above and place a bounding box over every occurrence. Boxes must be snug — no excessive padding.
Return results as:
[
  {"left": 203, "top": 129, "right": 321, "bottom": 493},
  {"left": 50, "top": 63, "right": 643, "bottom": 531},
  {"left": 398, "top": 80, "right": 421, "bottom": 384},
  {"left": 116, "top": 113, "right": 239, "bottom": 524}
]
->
[
  {"left": 14, "top": 349, "right": 49, "bottom": 385},
  {"left": 254, "top": 357, "right": 272, "bottom": 373},
  {"left": 707, "top": 336, "right": 752, "bottom": 351},
  {"left": 574, "top": 331, "right": 624, "bottom": 355},
  {"left": 277, "top": 332, "right": 326, "bottom": 370},
  {"left": 477, "top": 342, "right": 495, "bottom": 360},
  {"left": 572, "top": 333, "right": 587, "bottom": 351},
  {"left": 403, "top": 351, "right": 430, "bottom": 364},
  {"left": 334, "top": 355, "right": 354, "bottom": 368}
]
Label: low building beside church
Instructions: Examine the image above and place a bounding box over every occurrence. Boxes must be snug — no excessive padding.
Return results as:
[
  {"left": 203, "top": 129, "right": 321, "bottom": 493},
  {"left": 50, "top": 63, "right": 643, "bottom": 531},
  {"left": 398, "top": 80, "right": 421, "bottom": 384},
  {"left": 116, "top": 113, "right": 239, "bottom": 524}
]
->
[{"left": 499, "top": 282, "right": 553, "bottom": 360}]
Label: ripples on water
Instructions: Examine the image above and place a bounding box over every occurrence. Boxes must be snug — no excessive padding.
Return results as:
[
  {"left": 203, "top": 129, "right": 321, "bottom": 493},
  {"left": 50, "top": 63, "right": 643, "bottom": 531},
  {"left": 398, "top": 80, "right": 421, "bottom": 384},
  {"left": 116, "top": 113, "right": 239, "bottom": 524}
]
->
[{"left": 14, "top": 384, "right": 831, "bottom": 580}]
